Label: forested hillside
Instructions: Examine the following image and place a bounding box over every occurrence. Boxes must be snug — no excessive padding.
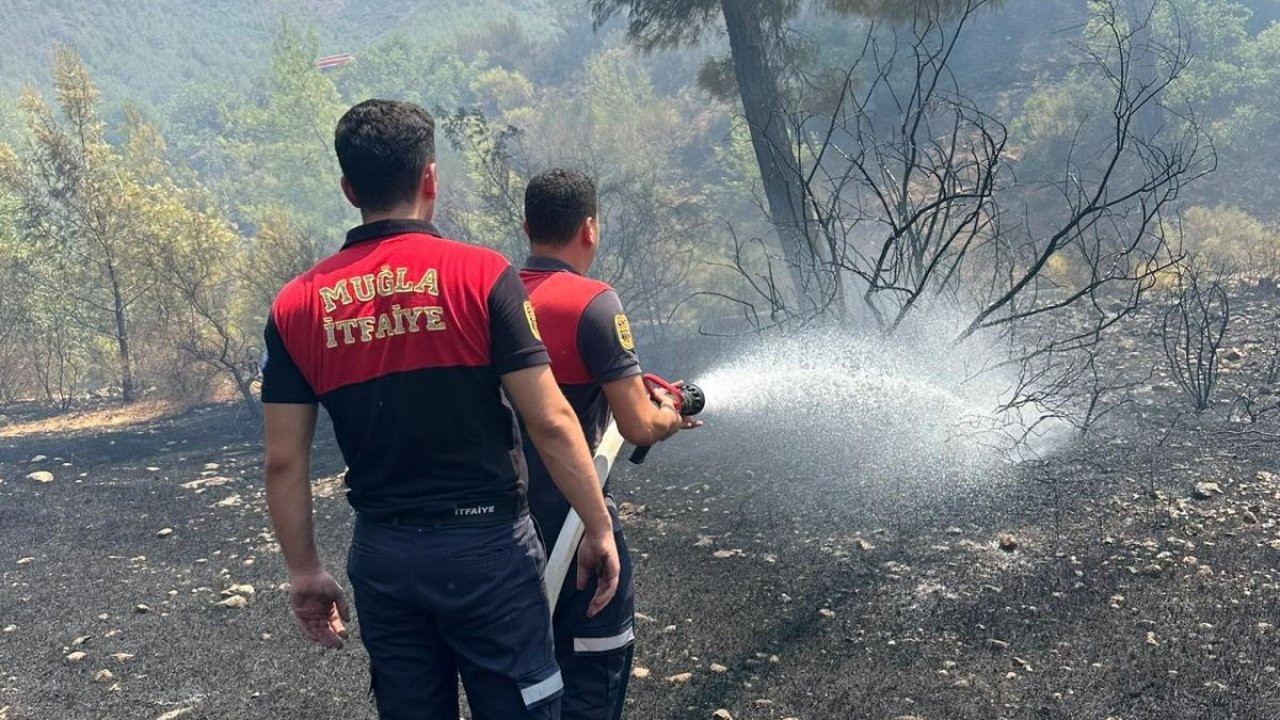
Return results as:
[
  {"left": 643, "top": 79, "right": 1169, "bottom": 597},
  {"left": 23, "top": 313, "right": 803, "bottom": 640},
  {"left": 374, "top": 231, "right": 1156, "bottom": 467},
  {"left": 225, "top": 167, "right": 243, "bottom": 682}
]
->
[
  {"left": 2, "top": 0, "right": 1280, "bottom": 429},
  {"left": 0, "top": 0, "right": 577, "bottom": 108}
]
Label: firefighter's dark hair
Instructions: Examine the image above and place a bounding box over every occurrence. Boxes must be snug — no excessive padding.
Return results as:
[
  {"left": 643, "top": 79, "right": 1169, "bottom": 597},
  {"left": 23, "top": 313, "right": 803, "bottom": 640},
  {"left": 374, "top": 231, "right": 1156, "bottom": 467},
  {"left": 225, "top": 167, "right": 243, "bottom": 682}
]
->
[
  {"left": 334, "top": 99, "right": 436, "bottom": 212},
  {"left": 524, "top": 168, "right": 598, "bottom": 246}
]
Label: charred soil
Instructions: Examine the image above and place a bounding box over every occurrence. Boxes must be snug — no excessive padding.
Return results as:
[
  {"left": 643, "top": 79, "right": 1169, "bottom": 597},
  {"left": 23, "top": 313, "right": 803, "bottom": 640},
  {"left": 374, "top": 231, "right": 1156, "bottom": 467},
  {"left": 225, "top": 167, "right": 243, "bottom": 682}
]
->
[{"left": 2, "top": 300, "right": 1280, "bottom": 719}]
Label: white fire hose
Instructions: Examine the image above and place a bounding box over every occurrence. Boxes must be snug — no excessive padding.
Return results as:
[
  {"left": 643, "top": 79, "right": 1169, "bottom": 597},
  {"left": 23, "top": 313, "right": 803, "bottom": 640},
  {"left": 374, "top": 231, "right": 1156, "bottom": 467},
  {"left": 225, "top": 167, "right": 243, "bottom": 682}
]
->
[{"left": 542, "top": 421, "right": 625, "bottom": 615}]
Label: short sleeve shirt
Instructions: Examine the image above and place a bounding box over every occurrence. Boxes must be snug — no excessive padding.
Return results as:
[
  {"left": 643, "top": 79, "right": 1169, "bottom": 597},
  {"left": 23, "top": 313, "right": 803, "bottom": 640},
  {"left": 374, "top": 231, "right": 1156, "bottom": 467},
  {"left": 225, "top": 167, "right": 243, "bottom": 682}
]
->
[
  {"left": 518, "top": 256, "right": 642, "bottom": 542},
  {"left": 261, "top": 219, "right": 549, "bottom": 515}
]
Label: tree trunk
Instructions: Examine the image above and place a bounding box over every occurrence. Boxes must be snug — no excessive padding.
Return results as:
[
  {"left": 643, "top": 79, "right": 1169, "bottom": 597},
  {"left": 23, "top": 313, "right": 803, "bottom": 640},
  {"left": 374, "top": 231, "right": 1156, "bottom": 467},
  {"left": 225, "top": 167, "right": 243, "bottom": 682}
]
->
[
  {"left": 231, "top": 367, "right": 262, "bottom": 422},
  {"left": 1125, "top": 0, "right": 1161, "bottom": 138},
  {"left": 107, "top": 263, "right": 135, "bottom": 403},
  {"left": 237, "top": 380, "right": 262, "bottom": 421},
  {"left": 720, "top": 0, "right": 838, "bottom": 313}
]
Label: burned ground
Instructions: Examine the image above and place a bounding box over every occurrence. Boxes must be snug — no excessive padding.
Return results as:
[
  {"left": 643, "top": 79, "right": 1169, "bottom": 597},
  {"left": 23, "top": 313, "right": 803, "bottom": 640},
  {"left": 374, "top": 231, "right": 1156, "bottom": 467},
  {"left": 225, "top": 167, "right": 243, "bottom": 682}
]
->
[{"left": 2, "top": 306, "right": 1280, "bottom": 719}]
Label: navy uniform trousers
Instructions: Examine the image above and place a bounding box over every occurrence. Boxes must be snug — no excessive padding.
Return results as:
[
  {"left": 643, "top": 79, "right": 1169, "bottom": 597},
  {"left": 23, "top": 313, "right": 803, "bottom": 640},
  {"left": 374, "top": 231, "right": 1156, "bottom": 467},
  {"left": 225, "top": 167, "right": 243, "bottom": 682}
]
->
[
  {"left": 346, "top": 512, "right": 564, "bottom": 719},
  {"left": 548, "top": 501, "right": 636, "bottom": 720}
]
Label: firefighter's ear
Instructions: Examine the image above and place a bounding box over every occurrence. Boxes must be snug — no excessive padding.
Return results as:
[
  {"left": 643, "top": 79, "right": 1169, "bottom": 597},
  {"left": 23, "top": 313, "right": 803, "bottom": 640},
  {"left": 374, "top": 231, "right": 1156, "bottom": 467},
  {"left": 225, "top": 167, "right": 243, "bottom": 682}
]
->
[
  {"left": 522, "top": 219, "right": 531, "bottom": 239},
  {"left": 583, "top": 216, "right": 598, "bottom": 248},
  {"left": 340, "top": 176, "right": 360, "bottom": 208},
  {"left": 421, "top": 162, "right": 438, "bottom": 201}
]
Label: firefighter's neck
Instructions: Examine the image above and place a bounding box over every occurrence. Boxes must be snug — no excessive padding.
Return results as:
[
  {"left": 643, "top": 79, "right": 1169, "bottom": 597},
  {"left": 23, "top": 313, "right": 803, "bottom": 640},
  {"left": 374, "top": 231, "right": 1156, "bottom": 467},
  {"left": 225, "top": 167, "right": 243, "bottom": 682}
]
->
[
  {"left": 530, "top": 242, "right": 591, "bottom": 275},
  {"left": 344, "top": 169, "right": 436, "bottom": 226},
  {"left": 360, "top": 198, "right": 435, "bottom": 226}
]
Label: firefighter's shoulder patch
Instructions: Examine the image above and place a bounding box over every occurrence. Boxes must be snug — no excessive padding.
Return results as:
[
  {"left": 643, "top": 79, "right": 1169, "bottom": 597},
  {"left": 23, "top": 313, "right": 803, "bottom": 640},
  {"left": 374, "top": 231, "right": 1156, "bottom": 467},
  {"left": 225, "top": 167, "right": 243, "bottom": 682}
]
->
[
  {"left": 614, "top": 313, "right": 634, "bottom": 351},
  {"left": 524, "top": 300, "right": 542, "bottom": 341}
]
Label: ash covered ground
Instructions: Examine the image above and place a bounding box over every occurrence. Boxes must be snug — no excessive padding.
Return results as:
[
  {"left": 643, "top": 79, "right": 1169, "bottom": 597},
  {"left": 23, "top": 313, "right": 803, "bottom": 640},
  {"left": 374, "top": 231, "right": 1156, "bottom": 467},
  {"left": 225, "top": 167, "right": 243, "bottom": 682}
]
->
[{"left": 3, "top": 297, "right": 1280, "bottom": 720}]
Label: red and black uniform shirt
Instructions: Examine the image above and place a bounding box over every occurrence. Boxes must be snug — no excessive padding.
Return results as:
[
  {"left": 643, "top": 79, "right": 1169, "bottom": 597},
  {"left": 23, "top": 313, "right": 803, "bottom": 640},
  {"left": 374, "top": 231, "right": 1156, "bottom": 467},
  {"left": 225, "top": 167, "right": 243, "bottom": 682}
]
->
[
  {"left": 519, "top": 256, "right": 642, "bottom": 544},
  {"left": 261, "top": 219, "right": 549, "bottom": 516}
]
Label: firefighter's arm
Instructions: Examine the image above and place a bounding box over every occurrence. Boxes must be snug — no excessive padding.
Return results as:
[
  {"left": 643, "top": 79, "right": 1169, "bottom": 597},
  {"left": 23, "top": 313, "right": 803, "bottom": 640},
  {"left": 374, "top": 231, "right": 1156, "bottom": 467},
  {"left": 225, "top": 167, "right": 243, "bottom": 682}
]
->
[
  {"left": 503, "top": 366, "right": 613, "bottom": 537},
  {"left": 602, "top": 374, "right": 683, "bottom": 446},
  {"left": 263, "top": 403, "right": 321, "bottom": 574},
  {"left": 501, "top": 365, "right": 620, "bottom": 615},
  {"left": 488, "top": 266, "right": 613, "bottom": 542},
  {"left": 263, "top": 402, "right": 350, "bottom": 648}
]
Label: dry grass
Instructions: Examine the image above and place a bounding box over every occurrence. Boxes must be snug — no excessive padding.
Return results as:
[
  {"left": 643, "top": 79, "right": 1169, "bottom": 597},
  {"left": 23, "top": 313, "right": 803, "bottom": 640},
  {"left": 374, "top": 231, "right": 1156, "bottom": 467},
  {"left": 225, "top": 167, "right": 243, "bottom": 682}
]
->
[{"left": 0, "top": 399, "right": 186, "bottom": 438}]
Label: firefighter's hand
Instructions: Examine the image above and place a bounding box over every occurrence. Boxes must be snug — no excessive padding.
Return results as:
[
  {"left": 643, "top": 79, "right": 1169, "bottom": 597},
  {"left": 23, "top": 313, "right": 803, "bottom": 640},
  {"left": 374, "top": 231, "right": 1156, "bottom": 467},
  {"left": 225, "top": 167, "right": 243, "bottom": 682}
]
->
[
  {"left": 651, "top": 386, "right": 700, "bottom": 434},
  {"left": 650, "top": 385, "right": 677, "bottom": 409},
  {"left": 288, "top": 568, "right": 351, "bottom": 649},
  {"left": 577, "top": 529, "right": 620, "bottom": 617},
  {"left": 650, "top": 387, "right": 683, "bottom": 440}
]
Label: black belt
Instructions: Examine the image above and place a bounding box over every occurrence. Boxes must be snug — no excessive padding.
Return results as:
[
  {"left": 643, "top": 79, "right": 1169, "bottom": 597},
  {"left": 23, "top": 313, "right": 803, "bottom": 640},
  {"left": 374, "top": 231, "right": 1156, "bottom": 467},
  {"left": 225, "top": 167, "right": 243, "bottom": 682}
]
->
[{"left": 366, "top": 496, "right": 528, "bottom": 528}]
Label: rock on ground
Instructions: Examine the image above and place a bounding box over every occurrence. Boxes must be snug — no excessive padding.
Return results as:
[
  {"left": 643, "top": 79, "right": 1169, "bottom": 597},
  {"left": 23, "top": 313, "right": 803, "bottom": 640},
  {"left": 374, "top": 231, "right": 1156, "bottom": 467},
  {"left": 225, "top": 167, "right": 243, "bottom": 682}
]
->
[{"left": 1194, "top": 482, "right": 1223, "bottom": 500}]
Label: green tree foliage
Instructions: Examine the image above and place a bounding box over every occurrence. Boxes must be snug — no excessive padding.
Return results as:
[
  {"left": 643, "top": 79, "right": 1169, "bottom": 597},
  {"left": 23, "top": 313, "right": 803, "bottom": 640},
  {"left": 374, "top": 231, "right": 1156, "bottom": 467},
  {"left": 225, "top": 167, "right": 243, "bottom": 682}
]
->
[
  {"left": 1180, "top": 205, "right": 1280, "bottom": 272},
  {"left": 536, "top": 50, "right": 711, "bottom": 336},
  {"left": 438, "top": 49, "right": 719, "bottom": 338},
  {"left": 242, "top": 212, "right": 331, "bottom": 313},
  {"left": 334, "top": 33, "right": 479, "bottom": 110},
  {"left": 0, "top": 48, "right": 259, "bottom": 412},
  {"left": 0, "top": 48, "right": 152, "bottom": 402},
  {"left": 438, "top": 107, "right": 528, "bottom": 259},
  {"left": 0, "top": 186, "right": 69, "bottom": 404},
  {"left": 1163, "top": 1, "right": 1280, "bottom": 222},
  {"left": 0, "top": 0, "right": 578, "bottom": 109},
  {"left": 217, "top": 25, "right": 349, "bottom": 239},
  {"left": 125, "top": 122, "right": 263, "bottom": 414},
  {"left": 0, "top": 0, "right": 280, "bottom": 107},
  {"left": 4, "top": 0, "right": 1280, "bottom": 420},
  {"left": 1012, "top": 0, "right": 1280, "bottom": 278},
  {"left": 589, "top": 0, "right": 993, "bottom": 309}
]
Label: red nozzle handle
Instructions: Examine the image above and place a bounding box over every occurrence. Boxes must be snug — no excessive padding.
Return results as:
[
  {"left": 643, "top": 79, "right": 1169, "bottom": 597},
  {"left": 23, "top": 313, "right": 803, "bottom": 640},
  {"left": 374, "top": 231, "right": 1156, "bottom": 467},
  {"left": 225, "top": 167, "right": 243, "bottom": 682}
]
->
[
  {"left": 631, "top": 374, "right": 678, "bottom": 464},
  {"left": 641, "top": 373, "right": 683, "bottom": 414}
]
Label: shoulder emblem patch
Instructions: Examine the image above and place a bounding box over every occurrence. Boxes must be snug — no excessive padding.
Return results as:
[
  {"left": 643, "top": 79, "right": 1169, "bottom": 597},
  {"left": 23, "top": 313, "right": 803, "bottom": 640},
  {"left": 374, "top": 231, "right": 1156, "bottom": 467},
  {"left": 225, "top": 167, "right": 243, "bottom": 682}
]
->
[
  {"left": 524, "top": 300, "right": 542, "bottom": 341},
  {"left": 614, "top": 313, "right": 635, "bottom": 351}
]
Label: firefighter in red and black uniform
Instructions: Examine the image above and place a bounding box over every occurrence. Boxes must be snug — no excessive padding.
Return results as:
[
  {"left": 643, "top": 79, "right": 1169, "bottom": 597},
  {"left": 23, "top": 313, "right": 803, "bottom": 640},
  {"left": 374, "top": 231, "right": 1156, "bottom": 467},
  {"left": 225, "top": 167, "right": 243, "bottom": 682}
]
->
[
  {"left": 519, "top": 169, "right": 701, "bottom": 719},
  {"left": 260, "top": 101, "right": 620, "bottom": 720}
]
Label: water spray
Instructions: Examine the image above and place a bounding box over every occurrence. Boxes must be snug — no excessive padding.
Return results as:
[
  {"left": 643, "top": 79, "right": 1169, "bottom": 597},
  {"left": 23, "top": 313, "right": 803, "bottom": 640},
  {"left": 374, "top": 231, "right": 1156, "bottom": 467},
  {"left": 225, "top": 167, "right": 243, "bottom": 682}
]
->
[{"left": 693, "top": 329, "right": 1072, "bottom": 485}]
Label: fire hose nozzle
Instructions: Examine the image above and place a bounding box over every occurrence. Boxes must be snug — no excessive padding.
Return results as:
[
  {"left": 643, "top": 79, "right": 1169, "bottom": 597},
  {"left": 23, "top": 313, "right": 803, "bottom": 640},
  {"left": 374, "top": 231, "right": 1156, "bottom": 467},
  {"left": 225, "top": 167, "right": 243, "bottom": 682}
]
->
[{"left": 629, "top": 374, "right": 705, "bottom": 464}]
